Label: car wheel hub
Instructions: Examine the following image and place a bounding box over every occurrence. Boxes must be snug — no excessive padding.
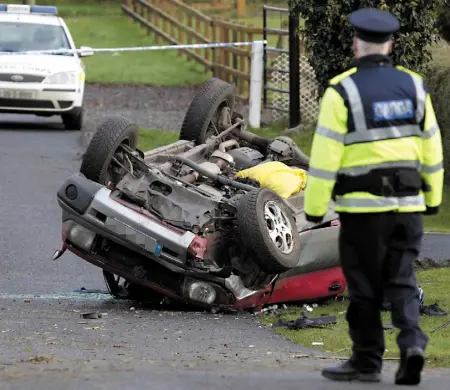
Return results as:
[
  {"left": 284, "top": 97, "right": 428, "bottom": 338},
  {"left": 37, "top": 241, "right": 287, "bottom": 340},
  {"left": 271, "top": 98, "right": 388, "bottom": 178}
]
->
[{"left": 264, "top": 201, "right": 294, "bottom": 254}]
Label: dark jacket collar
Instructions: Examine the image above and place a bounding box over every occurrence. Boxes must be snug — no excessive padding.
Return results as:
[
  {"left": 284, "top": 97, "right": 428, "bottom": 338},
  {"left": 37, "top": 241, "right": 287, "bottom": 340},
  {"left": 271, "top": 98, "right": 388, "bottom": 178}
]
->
[{"left": 351, "top": 54, "right": 393, "bottom": 68}]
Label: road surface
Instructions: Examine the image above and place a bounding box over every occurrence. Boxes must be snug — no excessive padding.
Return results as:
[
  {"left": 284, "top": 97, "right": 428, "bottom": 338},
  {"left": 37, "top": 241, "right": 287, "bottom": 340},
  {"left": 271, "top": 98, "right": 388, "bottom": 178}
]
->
[{"left": 0, "top": 115, "right": 449, "bottom": 389}]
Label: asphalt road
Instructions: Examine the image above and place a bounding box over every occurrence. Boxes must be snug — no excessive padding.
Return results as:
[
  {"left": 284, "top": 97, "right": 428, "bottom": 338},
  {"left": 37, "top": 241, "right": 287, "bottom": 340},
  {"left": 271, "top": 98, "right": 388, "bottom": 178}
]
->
[{"left": 0, "top": 115, "right": 449, "bottom": 389}]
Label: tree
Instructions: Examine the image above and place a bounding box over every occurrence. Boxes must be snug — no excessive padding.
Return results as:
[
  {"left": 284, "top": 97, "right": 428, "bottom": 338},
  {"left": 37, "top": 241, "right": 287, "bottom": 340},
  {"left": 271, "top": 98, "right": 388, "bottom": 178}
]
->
[
  {"left": 436, "top": 0, "right": 450, "bottom": 44},
  {"left": 288, "top": 0, "right": 440, "bottom": 96}
]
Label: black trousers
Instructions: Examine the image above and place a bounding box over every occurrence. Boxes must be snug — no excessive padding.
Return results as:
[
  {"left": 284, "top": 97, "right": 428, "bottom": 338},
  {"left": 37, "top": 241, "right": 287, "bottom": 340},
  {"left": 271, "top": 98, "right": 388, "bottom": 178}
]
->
[{"left": 338, "top": 212, "right": 428, "bottom": 372}]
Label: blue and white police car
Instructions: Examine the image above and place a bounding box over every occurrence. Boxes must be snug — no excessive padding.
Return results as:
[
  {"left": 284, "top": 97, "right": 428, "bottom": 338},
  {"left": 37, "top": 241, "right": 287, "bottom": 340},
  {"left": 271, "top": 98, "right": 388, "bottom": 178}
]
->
[{"left": 0, "top": 4, "right": 93, "bottom": 130}]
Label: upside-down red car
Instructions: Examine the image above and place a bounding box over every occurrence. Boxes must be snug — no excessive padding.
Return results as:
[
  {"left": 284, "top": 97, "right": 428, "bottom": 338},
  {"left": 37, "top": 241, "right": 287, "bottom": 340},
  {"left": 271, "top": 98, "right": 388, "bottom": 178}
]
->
[{"left": 54, "top": 78, "right": 346, "bottom": 312}]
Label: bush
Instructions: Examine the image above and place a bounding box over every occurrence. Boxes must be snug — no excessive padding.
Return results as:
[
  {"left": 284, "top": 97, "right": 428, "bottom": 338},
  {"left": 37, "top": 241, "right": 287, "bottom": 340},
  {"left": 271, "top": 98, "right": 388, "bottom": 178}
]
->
[
  {"left": 436, "top": 1, "right": 450, "bottom": 43},
  {"left": 288, "top": 0, "right": 440, "bottom": 96},
  {"left": 426, "top": 65, "right": 450, "bottom": 182}
]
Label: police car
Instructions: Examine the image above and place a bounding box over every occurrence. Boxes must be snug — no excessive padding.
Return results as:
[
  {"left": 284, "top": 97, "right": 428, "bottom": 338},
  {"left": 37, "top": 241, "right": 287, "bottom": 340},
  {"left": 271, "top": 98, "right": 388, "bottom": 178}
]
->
[{"left": 0, "top": 4, "right": 93, "bottom": 130}]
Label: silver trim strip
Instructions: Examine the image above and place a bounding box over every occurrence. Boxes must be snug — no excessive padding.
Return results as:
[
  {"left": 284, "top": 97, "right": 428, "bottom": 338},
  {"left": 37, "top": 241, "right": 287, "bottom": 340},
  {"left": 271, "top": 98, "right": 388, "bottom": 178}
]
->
[
  {"left": 86, "top": 187, "right": 196, "bottom": 257},
  {"left": 335, "top": 195, "right": 425, "bottom": 208}
]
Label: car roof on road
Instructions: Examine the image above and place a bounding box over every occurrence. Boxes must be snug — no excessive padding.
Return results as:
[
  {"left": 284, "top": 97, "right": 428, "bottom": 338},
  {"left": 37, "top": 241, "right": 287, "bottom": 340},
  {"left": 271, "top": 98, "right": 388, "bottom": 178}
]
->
[{"left": 0, "top": 12, "right": 61, "bottom": 26}]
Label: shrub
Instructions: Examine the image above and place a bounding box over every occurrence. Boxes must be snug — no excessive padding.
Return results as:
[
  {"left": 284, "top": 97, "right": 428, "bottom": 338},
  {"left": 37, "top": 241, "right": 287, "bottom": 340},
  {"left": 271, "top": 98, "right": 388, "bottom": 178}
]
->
[
  {"left": 436, "top": 1, "right": 450, "bottom": 44},
  {"left": 426, "top": 65, "right": 450, "bottom": 182},
  {"left": 288, "top": 0, "right": 440, "bottom": 96}
]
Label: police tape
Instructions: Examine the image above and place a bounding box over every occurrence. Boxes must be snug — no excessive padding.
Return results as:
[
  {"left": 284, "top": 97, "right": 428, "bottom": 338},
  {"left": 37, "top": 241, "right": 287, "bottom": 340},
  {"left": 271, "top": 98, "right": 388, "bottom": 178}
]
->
[{"left": 1, "top": 40, "right": 268, "bottom": 55}]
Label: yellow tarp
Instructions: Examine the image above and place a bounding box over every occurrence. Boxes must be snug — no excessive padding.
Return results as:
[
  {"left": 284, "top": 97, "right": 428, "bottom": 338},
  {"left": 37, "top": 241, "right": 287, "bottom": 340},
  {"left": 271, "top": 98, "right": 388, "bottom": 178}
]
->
[{"left": 235, "top": 161, "right": 308, "bottom": 198}]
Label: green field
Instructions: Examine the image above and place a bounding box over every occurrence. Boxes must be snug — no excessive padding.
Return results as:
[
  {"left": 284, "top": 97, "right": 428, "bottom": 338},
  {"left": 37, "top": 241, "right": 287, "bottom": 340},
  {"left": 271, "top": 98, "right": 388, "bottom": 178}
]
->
[{"left": 67, "top": 15, "right": 209, "bottom": 86}]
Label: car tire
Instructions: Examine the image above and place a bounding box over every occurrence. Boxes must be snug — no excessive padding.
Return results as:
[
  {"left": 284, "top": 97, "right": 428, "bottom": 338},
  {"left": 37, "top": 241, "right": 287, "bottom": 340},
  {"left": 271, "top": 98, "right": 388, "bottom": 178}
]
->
[
  {"left": 179, "top": 78, "right": 235, "bottom": 144},
  {"left": 80, "top": 116, "right": 139, "bottom": 185},
  {"left": 62, "top": 107, "right": 83, "bottom": 130},
  {"left": 237, "top": 188, "right": 301, "bottom": 274}
]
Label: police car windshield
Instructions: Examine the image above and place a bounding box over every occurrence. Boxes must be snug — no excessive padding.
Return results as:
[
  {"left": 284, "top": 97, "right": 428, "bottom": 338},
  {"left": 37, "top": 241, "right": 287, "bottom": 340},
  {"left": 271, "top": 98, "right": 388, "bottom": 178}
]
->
[{"left": 0, "top": 22, "right": 72, "bottom": 56}]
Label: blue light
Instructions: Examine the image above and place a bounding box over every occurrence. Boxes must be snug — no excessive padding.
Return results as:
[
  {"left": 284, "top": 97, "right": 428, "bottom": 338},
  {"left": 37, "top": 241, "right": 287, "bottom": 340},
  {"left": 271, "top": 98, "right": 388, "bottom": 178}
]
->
[
  {"left": 155, "top": 243, "right": 162, "bottom": 257},
  {"left": 30, "top": 5, "right": 58, "bottom": 15},
  {"left": 0, "top": 4, "right": 58, "bottom": 15}
]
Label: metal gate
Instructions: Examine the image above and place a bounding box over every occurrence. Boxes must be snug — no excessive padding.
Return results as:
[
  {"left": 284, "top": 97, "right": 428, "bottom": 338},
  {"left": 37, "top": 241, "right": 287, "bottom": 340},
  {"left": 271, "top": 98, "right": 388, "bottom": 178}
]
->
[{"left": 262, "top": 5, "right": 320, "bottom": 127}]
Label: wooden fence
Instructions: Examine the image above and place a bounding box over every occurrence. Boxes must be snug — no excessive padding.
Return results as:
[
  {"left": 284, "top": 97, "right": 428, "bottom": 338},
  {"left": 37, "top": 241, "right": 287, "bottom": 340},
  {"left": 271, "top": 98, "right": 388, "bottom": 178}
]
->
[{"left": 121, "top": 0, "right": 286, "bottom": 99}]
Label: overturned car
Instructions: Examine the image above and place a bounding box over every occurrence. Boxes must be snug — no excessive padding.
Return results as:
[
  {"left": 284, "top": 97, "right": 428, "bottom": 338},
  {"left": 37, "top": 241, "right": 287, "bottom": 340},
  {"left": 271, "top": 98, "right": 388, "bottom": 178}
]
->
[{"left": 54, "top": 78, "right": 346, "bottom": 312}]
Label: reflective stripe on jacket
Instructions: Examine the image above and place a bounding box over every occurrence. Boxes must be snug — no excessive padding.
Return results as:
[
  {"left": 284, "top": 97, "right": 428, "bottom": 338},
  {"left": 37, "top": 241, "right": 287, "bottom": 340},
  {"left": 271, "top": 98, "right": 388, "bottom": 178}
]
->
[{"left": 304, "top": 55, "right": 444, "bottom": 217}]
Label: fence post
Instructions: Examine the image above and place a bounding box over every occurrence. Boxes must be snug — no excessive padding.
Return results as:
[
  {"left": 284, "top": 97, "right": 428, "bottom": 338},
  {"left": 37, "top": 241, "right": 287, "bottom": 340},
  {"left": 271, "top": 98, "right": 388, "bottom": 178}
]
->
[
  {"left": 288, "top": 9, "right": 301, "bottom": 128},
  {"left": 237, "top": 0, "right": 246, "bottom": 17},
  {"left": 249, "top": 41, "right": 264, "bottom": 129}
]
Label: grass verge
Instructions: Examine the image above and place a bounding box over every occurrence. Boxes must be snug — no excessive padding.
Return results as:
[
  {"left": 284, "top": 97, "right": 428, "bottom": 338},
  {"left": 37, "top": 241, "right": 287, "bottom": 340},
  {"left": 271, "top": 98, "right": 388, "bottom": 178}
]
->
[
  {"left": 259, "top": 267, "right": 450, "bottom": 368},
  {"left": 138, "top": 126, "right": 450, "bottom": 233}
]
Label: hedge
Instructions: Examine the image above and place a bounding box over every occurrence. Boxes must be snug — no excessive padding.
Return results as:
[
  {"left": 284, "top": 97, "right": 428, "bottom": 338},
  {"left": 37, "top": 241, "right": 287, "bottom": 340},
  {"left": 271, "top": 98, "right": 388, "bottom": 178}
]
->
[
  {"left": 288, "top": 0, "right": 439, "bottom": 96},
  {"left": 426, "top": 62, "right": 450, "bottom": 183},
  {"left": 436, "top": 1, "right": 450, "bottom": 43}
]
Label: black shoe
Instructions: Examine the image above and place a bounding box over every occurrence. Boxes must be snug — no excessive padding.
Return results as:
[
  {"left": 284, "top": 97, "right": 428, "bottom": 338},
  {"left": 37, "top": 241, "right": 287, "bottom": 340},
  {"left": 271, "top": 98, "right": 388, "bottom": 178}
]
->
[
  {"left": 420, "top": 303, "right": 448, "bottom": 316},
  {"left": 321, "top": 360, "right": 381, "bottom": 382},
  {"left": 395, "top": 347, "right": 425, "bottom": 385}
]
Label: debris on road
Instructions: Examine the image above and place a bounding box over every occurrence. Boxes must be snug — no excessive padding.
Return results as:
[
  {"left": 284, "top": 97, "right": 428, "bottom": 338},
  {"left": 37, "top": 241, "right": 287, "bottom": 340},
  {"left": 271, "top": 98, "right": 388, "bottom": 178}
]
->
[
  {"left": 20, "top": 355, "right": 55, "bottom": 364},
  {"left": 272, "top": 312, "right": 337, "bottom": 330},
  {"left": 24, "top": 298, "right": 32, "bottom": 303},
  {"left": 81, "top": 312, "right": 103, "bottom": 319},
  {"left": 254, "top": 304, "right": 289, "bottom": 316},
  {"left": 73, "top": 287, "right": 109, "bottom": 294},
  {"left": 291, "top": 354, "right": 400, "bottom": 361}
]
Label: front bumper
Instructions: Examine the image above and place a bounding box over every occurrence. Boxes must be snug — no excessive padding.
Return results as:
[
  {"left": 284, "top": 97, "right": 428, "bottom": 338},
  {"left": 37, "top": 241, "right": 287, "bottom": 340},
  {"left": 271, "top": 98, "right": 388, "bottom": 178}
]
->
[
  {"left": 57, "top": 173, "right": 197, "bottom": 271},
  {"left": 0, "top": 81, "right": 82, "bottom": 113}
]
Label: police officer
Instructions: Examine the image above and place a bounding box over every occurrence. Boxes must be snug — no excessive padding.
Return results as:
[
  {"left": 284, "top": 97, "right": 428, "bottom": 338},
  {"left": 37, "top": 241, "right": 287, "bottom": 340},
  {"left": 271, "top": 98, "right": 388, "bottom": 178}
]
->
[{"left": 303, "top": 7, "right": 444, "bottom": 386}]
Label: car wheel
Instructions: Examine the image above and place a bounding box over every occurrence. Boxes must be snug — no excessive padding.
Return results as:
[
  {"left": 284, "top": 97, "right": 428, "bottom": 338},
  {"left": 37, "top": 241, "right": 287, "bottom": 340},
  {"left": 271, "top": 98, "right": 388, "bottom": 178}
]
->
[
  {"left": 179, "top": 78, "right": 235, "bottom": 144},
  {"left": 80, "top": 116, "right": 139, "bottom": 186},
  {"left": 62, "top": 107, "right": 83, "bottom": 130},
  {"left": 237, "top": 188, "right": 301, "bottom": 274}
]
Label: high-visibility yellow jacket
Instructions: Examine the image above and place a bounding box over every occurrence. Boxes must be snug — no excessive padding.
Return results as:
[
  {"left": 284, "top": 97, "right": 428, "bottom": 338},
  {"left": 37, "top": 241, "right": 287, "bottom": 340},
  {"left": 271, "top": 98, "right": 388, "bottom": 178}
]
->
[{"left": 304, "top": 55, "right": 444, "bottom": 220}]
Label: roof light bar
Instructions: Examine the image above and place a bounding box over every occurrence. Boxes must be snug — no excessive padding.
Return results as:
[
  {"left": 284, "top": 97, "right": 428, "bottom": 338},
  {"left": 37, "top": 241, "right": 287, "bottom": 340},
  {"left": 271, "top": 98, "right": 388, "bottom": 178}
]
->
[{"left": 0, "top": 4, "right": 58, "bottom": 15}]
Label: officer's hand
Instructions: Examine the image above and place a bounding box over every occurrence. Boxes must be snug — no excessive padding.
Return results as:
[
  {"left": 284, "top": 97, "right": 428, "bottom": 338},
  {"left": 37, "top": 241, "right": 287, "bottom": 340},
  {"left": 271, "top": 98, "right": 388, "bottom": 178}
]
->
[{"left": 424, "top": 206, "right": 439, "bottom": 215}]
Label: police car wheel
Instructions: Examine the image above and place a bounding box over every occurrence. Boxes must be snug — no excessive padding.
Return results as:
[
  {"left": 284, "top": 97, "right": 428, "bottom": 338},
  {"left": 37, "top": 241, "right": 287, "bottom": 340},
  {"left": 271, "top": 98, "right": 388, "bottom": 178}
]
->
[
  {"left": 179, "top": 78, "right": 235, "bottom": 145},
  {"left": 80, "top": 116, "right": 139, "bottom": 186},
  {"left": 237, "top": 188, "right": 301, "bottom": 274},
  {"left": 62, "top": 107, "right": 83, "bottom": 131}
]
